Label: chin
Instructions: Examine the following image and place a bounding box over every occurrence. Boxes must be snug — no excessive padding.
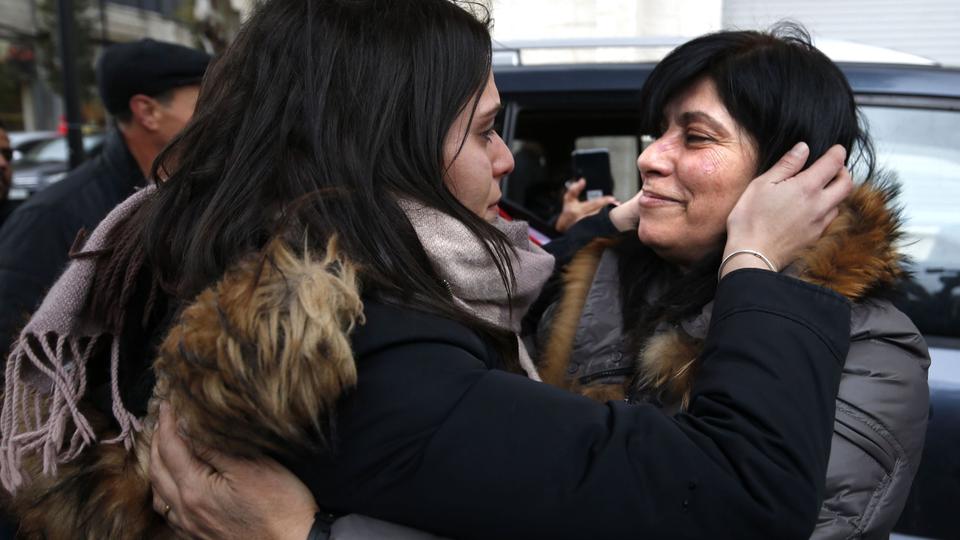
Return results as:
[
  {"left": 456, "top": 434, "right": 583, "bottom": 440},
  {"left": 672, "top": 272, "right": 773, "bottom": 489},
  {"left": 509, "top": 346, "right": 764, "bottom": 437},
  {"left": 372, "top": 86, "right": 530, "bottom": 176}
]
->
[
  {"left": 635, "top": 223, "right": 665, "bottom": 247},
  {"left": 636, "top": 228, "right": 680, "bottom": 260}
]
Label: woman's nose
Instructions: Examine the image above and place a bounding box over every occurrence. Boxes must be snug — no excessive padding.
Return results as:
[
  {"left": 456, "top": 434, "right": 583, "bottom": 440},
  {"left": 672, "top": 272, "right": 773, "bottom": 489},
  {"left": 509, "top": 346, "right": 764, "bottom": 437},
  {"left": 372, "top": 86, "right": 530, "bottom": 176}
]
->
[
  {"left": 637, "top": 135, "right": 676, "bottom": 180},
  {"left": 492, "top": 132, "right": 514, "bottom": 178}
]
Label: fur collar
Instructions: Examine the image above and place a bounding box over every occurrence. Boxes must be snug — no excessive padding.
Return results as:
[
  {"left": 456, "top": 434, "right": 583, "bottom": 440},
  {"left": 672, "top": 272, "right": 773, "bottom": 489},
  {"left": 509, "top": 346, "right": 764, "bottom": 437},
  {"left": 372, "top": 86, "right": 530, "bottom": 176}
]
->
[
  {"left": 7, "top": 239, "right": 364, "bottom": 538},
  {"left": 540, "top": 179, "right": 906, "bottom": 406}
]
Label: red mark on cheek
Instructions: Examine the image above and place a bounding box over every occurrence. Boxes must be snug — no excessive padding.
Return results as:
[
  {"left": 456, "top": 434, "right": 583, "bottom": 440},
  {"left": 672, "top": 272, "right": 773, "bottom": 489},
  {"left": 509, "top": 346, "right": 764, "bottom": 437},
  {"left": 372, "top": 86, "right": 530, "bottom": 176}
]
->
[{"left": 700, "top": 148, "right": 726, "bottom": 176}]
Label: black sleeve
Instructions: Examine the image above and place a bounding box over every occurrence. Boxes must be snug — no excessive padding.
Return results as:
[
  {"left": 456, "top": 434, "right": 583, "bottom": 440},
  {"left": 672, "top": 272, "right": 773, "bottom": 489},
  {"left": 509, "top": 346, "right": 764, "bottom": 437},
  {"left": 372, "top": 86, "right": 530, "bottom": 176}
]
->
[
  {"left": 542, "top": 205, "right": 619, "bottom": 266},
  {"left": 304, "top": 270, "right": 849, "bottom": 540},
  {"left": 0, "top": 206, "right": 77, "bottom": 360}
]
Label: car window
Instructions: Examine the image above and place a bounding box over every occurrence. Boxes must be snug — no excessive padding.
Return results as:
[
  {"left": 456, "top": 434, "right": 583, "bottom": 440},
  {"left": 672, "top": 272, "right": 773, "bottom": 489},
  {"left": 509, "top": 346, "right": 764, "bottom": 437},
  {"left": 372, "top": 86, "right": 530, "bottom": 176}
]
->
[
  {"left": 24, "top": 135, "right": 104, "bottom": 163},
  {"left": 503, "top": 106, "right": 640, "bottom": 225},
  {"left": 863, "top": 105, "right": 960, "bottom": 338}
]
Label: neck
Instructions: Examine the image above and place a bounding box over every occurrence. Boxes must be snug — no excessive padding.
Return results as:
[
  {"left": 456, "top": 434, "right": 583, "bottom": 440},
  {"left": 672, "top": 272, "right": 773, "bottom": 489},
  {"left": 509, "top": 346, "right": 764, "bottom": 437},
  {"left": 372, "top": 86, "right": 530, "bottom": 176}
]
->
[
  {"left": 650, "top": 243, "right": 717, "bottom": 273},
  {"left": 652, "top": 249, "right": 693, "bottom": 273},
  {"left": 118, "top": 126, "right": 159, "bottom": 179}
]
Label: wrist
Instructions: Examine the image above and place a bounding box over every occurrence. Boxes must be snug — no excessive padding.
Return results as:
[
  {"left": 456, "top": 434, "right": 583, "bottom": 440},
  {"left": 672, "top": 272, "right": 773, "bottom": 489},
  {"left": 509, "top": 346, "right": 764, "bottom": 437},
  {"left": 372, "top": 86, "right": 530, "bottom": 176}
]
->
[
  {"left": 718, "top": 248, "right": 778, "bottom": 280},
  {"left": 554, "top": 211, "right": 575, "bottom": 233}
]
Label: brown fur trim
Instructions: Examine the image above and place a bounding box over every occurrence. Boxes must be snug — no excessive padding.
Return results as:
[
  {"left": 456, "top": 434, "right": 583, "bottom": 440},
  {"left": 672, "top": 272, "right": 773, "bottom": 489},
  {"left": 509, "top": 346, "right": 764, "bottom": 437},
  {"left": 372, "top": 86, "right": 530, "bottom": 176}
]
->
[
  {"left": 537, "top": 238, "right": 619, "bottom": 387},
  {"left": 6, "top": 407, "right": 170, "bottom": 540},
  {"left": 9, "top": 238, "right": 364, "bottom": 538},
  {"left": 570, "top": 383, "right": 626, "bottom": 403},
  {"left": 155, "top": 236, "right": 364, "bottom": 459},
  {"left": 635, "top": 329, "right": 703, "bottom": 410},
  {"left": 544, "top": 181, "right": 905, "bottom": 408},
  {"left": 796, "top": 179, "right": 905, "bottom": 301}
]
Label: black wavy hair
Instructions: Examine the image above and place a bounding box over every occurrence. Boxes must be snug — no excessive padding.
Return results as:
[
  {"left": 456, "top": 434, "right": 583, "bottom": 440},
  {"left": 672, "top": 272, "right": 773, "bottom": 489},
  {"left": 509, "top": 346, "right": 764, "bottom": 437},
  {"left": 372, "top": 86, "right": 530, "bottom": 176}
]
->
[
  {"left": 639, "top": 22, "right": 875, "bottom": 176},
  {"left": 620, "top": 23, "right": 876, "bottom": 371},
  {"left": 85, "top": 0, "right": 521, "bottom": 364}
]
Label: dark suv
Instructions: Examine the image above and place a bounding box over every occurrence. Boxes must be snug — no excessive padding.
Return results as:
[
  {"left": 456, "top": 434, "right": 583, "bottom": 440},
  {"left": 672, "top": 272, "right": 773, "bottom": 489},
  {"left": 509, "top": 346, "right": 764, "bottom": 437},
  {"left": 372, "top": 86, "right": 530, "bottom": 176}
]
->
[{"left": 494, "top": 50, "right": 960, "bottom": 540}]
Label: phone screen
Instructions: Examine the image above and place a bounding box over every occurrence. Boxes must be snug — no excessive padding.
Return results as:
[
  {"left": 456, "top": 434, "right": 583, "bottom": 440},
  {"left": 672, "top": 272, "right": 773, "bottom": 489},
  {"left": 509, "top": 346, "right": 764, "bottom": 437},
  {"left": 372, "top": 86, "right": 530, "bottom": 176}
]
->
[{"left": 571, "top": 148, "right": 614, "bottom": 199}]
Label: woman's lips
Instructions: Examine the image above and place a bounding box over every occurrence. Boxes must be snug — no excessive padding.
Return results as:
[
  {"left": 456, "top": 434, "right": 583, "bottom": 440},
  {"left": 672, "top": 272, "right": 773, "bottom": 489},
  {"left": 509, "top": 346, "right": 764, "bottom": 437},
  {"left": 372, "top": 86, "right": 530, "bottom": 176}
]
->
[{"left": 639, "top": 189, "right": 683, "bottom": 207}]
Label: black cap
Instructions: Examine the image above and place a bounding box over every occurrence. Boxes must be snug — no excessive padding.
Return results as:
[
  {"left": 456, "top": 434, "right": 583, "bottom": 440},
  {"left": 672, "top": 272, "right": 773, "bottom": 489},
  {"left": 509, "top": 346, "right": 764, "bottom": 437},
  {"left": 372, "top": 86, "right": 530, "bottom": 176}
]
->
[{"left": 96, "top": 38, "right": 211, "bottom": 116}]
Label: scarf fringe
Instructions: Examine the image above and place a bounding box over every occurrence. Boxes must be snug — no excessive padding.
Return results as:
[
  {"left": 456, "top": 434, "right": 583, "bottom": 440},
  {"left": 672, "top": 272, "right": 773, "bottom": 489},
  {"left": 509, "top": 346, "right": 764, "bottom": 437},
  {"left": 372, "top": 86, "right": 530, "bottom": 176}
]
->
[
  {"left": 103, "top": 337, "right": 143, "bottom": 448},
  {"left": 0, "top": 332, "right": 139, "bottom": 493}
]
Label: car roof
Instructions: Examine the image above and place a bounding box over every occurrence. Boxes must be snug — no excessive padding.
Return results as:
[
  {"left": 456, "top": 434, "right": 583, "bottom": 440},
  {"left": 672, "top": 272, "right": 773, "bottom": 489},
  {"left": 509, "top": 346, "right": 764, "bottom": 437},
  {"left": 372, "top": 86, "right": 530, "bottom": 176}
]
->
[
  {"left": 492, "top": 35, "right": 960, "bottom": 103},
  {"left": 839, "top": 63, "right": 960, "bottom": 100},
  {"left": 494, "top": 36, "right": 938, "bottom": 66},
  {"left": 494, "top": 61, "right": 960, "bottom": 102},
  {"left": 494, "top": 62, "right": 960, "bottom": 104}
]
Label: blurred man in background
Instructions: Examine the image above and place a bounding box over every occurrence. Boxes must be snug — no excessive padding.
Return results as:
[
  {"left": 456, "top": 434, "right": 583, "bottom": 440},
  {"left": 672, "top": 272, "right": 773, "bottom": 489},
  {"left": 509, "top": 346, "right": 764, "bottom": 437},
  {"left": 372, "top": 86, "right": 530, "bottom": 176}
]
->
[{"left": 0, "top": 39, "right": 210, "bottom": 360}]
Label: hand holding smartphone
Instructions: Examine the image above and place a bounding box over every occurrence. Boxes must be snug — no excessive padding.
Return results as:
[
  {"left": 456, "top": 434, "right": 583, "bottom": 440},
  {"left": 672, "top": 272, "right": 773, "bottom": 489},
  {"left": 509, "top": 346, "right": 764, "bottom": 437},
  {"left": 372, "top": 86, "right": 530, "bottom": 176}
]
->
[{"left": 570, "top": 148, "right": 614, "bottom": 201}]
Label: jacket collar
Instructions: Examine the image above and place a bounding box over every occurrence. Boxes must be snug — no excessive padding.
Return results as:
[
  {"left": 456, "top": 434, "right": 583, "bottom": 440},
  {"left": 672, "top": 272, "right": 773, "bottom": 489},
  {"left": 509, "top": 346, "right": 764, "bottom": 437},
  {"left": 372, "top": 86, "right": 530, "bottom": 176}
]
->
[
  {"left": 97, "top": 128, "right": 147, "bottom": 192},
  {"left": 788, "top": 176, "right": 905, "bottom": 299},
  {"left": 540, "top": 177, "right": 908, "bottom": 405}
]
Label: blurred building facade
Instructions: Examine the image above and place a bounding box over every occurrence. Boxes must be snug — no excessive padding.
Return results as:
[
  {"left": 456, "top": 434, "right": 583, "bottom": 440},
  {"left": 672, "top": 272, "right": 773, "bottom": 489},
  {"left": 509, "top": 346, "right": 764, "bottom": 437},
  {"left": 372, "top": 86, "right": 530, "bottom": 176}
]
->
[
  {"left": 490, "top": 0, "right": 722, "bottom": 63},
  {"left": 489, "top": 0, "right": 959, "bottom": 67},
  {"left": 723, "top": 0, "right": 960, "bottom": 67},
  {"left": 0, "top": 0, "right": 244, "bottom": 131},
  {"left": 3, "top": 0, "right": 958, "bottom": 131}
]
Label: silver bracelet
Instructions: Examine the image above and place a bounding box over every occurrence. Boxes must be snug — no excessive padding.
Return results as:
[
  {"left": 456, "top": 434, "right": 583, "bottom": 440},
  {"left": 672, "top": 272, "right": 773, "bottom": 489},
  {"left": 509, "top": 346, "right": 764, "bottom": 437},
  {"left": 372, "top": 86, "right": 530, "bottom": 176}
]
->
[{"left": 717, "top": 249, "right": 778, "bottom": 280}]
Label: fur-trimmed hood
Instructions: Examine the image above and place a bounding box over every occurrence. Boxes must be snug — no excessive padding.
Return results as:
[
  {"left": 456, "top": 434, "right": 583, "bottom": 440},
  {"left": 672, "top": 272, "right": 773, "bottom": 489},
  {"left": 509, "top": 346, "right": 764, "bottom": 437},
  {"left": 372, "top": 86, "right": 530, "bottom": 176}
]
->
[
  {"left": 537, "top": 178, "right": 908, "bottom": 406},
  {"left": 6, "top": 239, "right": 364, "bottom": 539}
]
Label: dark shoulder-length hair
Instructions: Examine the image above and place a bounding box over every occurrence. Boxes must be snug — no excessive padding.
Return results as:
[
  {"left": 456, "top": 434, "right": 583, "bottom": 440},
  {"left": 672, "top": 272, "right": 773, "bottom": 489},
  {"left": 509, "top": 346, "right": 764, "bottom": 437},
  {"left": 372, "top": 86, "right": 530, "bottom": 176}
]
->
[
  {"left": 87, "top": 0, "right": 519, "bottom": 360},
  {"left": 639, "top": 22, "right": 875, "bottom": 176},
  {"left": 620, "top": 23, "right": 876, "bottom": 351}
]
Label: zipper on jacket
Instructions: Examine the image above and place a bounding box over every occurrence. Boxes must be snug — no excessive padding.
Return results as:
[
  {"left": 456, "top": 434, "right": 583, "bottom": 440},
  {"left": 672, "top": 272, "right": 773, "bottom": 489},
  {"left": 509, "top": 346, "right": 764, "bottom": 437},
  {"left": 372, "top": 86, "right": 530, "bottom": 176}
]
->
[
  {"left": 577, "top": 366, "right": 634, "bottom": 385},
  {"left": 833, "top": 399, "right": 899, "bottom": 474}
]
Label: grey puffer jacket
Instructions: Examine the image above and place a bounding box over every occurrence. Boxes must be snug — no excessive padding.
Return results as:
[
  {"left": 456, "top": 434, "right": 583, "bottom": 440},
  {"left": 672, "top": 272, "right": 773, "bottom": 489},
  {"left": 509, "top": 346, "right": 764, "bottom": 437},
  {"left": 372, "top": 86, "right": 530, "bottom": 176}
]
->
[{"left": 535, "top": 181, "right": 930, "bottom": 539}]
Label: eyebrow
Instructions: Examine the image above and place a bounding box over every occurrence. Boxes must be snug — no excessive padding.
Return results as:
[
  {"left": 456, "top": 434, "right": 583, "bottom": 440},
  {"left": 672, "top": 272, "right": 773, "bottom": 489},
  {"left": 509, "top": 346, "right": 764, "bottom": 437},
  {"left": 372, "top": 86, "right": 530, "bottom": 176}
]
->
[
  {"left": 678, "top": 111, "right": 731, "bottom": 137},
  {"left": 476, "top": 102, "right": 503, "bottom": 122}
]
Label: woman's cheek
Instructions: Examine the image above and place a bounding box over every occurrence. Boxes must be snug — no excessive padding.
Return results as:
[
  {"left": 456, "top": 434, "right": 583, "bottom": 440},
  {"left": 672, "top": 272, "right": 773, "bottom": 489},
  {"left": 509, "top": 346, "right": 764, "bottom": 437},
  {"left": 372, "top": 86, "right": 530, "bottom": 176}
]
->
[{"left": 699, "top": 148, "right": 727, "bottom": 177}]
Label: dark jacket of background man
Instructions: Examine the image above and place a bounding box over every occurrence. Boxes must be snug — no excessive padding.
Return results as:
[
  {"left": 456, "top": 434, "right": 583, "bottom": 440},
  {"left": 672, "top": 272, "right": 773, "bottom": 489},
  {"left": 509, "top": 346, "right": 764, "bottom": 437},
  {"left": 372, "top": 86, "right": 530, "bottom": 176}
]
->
[{"left": 0, "top": 39, "right": 209, "bottom": 360}]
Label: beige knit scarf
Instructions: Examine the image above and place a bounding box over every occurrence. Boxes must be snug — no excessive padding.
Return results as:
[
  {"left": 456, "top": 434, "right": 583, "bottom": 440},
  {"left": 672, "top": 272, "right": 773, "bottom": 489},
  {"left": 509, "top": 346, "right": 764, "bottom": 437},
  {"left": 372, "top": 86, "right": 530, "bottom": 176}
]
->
[
  {"left": 0, "top": 186, "right": 154, "bottom": 493},
  {"left": 0, "top": 193, "right": 554, "bottom": 494},
  {"left": 400, "top": 200, "right": 555, "bottom": 380}
]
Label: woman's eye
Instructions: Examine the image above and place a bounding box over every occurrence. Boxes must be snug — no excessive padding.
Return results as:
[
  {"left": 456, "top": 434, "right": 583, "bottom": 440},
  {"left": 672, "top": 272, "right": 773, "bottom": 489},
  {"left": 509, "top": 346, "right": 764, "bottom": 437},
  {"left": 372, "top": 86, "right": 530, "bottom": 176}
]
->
[
  {"left": 481, "top": 128, "right": 496, "bottom": 142},
  {"left": 685, "top": 133, "right": 711, "bottom": 144}
]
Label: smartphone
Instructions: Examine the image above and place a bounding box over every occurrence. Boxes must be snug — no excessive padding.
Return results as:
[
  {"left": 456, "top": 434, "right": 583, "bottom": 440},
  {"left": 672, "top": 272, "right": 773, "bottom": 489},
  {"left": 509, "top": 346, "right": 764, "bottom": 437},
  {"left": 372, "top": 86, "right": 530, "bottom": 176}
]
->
[{"left": 570, "top": 148, "right": 614, "bottom": 200}]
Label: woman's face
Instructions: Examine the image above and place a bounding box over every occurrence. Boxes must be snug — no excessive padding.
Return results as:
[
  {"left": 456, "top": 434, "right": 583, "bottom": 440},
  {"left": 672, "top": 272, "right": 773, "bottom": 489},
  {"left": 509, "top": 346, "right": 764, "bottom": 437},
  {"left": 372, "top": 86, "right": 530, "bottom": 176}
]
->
[
  {"left": 443, "top": 73, "right": 515, "bottom": 222},
  {"left": 636, "top": 77, "right": 757, "bottom": 266}
]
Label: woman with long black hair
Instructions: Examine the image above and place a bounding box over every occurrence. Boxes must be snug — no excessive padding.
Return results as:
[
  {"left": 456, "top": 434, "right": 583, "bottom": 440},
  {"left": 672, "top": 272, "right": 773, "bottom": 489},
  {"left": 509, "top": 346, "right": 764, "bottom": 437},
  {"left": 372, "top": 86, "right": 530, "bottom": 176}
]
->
[{"left": 2, "top": 1, "right": 852, "bottom": 539}]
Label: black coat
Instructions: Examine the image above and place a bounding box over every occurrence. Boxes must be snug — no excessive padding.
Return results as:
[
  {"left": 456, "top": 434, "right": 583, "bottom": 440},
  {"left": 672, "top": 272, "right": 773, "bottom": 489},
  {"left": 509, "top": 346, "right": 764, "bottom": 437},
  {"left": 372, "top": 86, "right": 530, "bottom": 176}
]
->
[
  {"left": 0, "top": 130, "right": 144, "bottom": 359},
  {"left": 0, "top": 200, "right": 20, "bottom": 230},
  {"left": 290, "top": 269, "right": 851, "bottom": 539}
]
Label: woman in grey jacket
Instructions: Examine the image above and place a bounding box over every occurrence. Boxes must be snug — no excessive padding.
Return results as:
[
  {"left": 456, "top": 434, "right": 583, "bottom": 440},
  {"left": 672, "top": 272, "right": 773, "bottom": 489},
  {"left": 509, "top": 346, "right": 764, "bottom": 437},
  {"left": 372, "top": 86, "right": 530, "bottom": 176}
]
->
[{"left": 534, "top": 25, "right": 930, "bottom": 540}]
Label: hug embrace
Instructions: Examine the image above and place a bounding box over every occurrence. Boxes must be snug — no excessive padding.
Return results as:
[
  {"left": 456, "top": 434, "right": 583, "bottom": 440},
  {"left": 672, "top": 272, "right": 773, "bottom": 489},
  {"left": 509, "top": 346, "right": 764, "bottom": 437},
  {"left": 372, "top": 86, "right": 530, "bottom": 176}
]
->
[{"left": 0, "top": 1, "right": 927, "bottom": 539}]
